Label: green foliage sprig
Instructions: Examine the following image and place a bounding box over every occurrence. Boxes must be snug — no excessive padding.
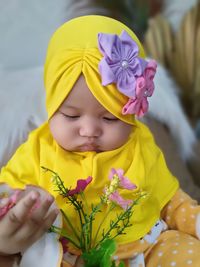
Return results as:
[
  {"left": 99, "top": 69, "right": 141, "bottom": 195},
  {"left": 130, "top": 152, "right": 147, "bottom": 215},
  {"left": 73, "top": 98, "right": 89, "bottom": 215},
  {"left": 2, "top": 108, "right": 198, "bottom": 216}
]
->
[{"left": 42, "top": 166, "right": 145, "bottom": 267}]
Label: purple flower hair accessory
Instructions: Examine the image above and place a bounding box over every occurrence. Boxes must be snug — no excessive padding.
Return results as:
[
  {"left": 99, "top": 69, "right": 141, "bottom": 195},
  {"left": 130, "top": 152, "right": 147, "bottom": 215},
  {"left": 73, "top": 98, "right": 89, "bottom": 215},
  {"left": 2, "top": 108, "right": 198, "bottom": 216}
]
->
[
  {"left": 98, "top": 30, "right": 157, "bottom": 117},
  {"left": 98, "top": 30, "right": 147, "bottom": 98}
]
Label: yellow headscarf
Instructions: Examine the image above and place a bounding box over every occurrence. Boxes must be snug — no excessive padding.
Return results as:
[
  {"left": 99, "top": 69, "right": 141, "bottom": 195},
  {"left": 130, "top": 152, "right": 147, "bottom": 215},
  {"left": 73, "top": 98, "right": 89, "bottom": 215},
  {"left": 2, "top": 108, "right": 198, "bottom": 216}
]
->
[{"left": 44, "top": 15, "right": 146, "bottom": 124}]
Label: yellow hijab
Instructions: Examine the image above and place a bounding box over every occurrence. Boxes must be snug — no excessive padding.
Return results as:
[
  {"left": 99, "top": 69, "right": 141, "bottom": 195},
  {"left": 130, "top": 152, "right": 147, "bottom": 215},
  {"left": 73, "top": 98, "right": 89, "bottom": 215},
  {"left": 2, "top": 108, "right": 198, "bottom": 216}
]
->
[
  {"left": 0, "top": 15, "right": 179, "bottom": 246},
  {"left": 44, "top": 15, "right": 146, "bottom": 124}
]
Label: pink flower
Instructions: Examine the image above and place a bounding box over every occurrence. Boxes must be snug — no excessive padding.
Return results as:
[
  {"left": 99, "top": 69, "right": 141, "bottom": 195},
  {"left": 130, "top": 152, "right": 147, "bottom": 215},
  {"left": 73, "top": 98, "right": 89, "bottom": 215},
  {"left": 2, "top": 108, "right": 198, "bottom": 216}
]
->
[
  {"left": 67, "top": 176, "right": 92, "bottom": 196},
  {"left": 122, "top": 60, "right": 157, "bottom": 117},
  {"left": 109, "top": 191, "right": 133, "bottom": 210},
  {"left": 109, "top": 168, "right": 137, "bottom": 190}
]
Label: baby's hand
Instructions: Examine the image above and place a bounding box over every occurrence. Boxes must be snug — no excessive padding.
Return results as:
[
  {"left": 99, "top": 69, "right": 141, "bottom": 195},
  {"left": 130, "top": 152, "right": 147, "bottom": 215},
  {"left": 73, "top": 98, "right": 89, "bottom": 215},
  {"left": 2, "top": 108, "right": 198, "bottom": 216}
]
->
[{"left": 0, "top": 190, "right": 58, "bottom": 255}]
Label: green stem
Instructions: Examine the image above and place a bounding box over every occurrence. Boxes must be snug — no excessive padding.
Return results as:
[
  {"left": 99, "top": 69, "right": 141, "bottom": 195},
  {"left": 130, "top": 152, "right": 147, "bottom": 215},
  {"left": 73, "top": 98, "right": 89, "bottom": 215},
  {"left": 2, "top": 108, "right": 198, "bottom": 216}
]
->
[
  {"left": 79, "top": 193, "right": 102, "bottom": 250},
  {"left": 80, "top": 192, "right": 89, "bottom": 212},
  {"left": 109, "top": 215, "right": 131, "bottom": 240},
  {"left": 60, "top": 209, "right": 80, "bottom": 242},
  {"left": 41, "top": 166, "right": 68, "bottom": 196},
  {"left": 96, "top": 196, "right": 144, "bottom": 246},
  {"left": 67, "top": 196, "right": 86, "bottom": 249},
  {"left": 70, "top": 196, "right": 90, "bottom": 251},
  {"left": 50, "top": 225, "right": 80, "bottom": 248},
  {"left": 97, "top": 211, "right": 128, "bottom": 245},
  {"left": 92, "top": 202, "right": 116, "bottom": 247},
  {"left": 88, "top": 205, "right": 97, "bottom": 249}
]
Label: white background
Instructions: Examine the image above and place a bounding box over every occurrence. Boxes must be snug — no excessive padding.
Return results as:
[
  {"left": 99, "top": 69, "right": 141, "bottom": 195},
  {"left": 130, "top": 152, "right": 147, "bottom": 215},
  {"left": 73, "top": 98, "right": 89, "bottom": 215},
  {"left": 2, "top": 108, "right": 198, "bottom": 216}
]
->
[{"left": 0, "top": 0, "right": 67, "bottom": 69}]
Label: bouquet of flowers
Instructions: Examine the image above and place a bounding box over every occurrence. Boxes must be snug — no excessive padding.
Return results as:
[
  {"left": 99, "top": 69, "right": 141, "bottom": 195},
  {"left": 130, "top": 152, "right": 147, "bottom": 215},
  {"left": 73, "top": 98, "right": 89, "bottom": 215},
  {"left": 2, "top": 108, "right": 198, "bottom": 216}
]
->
[{"left": 42, "top": 167, "right": 145, "bottom": 267}]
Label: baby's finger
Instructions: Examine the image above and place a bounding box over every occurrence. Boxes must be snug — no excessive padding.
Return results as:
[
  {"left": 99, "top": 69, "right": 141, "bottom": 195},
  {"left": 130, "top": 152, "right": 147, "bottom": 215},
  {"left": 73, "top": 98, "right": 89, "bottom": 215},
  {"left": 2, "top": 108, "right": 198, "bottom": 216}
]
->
[{"left": 1, "top": 191, "right": 40, "bottom": 233}]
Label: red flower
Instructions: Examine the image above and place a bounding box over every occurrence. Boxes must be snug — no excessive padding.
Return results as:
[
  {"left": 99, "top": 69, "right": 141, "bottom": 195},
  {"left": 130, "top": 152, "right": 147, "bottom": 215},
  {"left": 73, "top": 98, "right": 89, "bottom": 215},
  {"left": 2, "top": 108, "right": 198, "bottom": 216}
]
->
[
  {"left": 67, "top": 176, "right": 92, "bottom": 196},
  {"left": 59, "top": 237, "right": 69, "bottom": 253}
]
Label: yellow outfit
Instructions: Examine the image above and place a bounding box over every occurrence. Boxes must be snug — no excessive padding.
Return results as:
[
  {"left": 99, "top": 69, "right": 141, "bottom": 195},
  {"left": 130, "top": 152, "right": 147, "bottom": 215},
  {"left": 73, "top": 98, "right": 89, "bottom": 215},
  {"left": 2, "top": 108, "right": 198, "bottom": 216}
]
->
[
  {"left": 0, "top": 15, "right": 200, "bottom": 266},
  {"left": 0, "top": 120, "right": 178, "bottom": 243}
]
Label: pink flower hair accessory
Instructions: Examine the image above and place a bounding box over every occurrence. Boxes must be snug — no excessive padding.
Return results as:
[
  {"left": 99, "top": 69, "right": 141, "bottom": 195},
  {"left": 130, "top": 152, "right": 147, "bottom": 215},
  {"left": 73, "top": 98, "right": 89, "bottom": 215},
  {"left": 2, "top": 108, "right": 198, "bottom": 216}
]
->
[
  {"left": 122, "top": 60, "right": 157, "bottom": 117},
  {"left": 98, "top": 30, "right": 157, "bottom": 117}
]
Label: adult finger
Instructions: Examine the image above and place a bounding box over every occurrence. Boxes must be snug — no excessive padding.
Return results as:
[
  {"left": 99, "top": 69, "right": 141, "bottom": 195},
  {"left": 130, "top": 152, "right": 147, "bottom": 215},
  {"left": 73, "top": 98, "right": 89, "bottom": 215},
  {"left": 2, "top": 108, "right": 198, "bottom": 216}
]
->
[
  {"left": 30, "top": 194, "right": 55, "bottom": 222},
  {"left": 0, "top": 198, "right": 10, "bottom": 207},
  {"left": 1, "top": 191, "right": 40, "bottom": 234},
  {"left": 15, "top": 195, "right": 56, "bottom": 237},
  {"left": 31, "top": 208, "right": 59, "bottom": 241},
  {"left": 15, "top": 208, "right": 59, "bottom": 246}
]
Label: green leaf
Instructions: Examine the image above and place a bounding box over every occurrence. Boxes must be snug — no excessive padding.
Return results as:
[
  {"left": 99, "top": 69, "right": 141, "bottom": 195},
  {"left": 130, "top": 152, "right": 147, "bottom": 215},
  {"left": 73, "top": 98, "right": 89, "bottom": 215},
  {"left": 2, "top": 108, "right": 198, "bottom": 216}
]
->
[
  {"left": 82, "top": 239, "right": 117, "bottom": 267},
  {"left": 100, "top": 239, "right": 116, "bottom": 267},
  {"left": 118, "top": 261, "right": 125, "bottom": 267}
]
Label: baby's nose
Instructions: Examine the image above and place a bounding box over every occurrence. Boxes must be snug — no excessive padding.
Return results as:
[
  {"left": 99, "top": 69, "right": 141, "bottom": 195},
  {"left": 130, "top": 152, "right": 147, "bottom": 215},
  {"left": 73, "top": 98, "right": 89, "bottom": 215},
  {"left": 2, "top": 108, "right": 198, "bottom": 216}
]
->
[{"left": 79, "top": 118, "right": 101, "bottom": 137}]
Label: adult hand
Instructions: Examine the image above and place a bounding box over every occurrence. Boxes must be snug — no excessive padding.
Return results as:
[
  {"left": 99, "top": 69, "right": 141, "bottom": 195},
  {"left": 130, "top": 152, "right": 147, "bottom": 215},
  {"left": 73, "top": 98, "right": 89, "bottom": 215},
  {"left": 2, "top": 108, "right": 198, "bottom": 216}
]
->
[{"left": 0, "top": 190, "right": 58, "bottom": 255}]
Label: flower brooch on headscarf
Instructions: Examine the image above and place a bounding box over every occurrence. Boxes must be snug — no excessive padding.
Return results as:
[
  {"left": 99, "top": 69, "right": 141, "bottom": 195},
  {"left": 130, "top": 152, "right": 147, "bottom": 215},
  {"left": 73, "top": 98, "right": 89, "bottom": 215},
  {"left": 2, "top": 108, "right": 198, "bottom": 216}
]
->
[{"left": 98, "top": 30, "right": 157, "bottom": 117}]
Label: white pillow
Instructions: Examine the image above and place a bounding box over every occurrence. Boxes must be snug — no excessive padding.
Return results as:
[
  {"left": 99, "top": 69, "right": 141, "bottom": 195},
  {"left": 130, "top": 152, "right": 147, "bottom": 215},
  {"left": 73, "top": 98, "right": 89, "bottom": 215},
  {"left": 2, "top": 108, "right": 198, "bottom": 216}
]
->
[
  {"left": 0, "top": 0, "right": 67, "bottom": 69},
  {"left": 0, "top": 0, "right": 66, "bottom": 167},
  {"left": 148, "top": 62, "right": 197, "bottom": 161},
  {"left": 0, "top": 66, "right": 47, "bottom": 168}
]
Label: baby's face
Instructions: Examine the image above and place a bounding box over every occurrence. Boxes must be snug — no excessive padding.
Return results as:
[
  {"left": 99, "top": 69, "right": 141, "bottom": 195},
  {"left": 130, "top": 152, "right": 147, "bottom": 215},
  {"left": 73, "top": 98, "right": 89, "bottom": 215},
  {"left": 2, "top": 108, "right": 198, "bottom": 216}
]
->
[{"left": 49, "top": 75, "right": 132, "bottom": 152}]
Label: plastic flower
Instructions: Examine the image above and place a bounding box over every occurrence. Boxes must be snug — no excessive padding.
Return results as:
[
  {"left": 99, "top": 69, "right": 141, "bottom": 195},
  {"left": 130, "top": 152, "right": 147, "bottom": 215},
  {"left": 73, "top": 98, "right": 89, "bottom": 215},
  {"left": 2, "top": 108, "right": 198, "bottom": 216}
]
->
[
  {"left": 109, "top": 168, "right": 137, "bottom": 190},
  {"left": 109, "top": 191, "right": 133, "bottom": 210},
  {"left": 122, "top": 60, "right": 157, "bottom": 117},
  {"left": 44, "top": 167, "right": 144, "bottom": 266},
  {"left": 59, "top": 237, "right": 69, "bottom": 253},
  {"left": 98, "top": 30, "right": 146, "bottom": 98},
  {"left": 103, "top": 168, "right": 137, "bottom": 204},
  {"left": 67, "top": 176, "right": 92, "bottom": 196}
]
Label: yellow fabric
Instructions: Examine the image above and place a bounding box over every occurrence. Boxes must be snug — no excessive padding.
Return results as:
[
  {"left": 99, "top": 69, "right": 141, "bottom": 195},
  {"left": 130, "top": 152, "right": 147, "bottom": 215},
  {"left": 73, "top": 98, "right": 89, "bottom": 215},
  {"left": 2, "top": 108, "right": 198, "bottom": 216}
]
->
[
  {"left": 63, "top": 231, "right": 200, "bottom": 267},
  {"left": 61, "top": 189, "right": 200, "bottom": 266},
  {"left": 0, "top": 120, "right": 179, "bottom": 245},
  {"left": 44, "top": 15, "right": 146, "bottom": 123},
  {"left": 144, "top": 230, "right": 200, "bottom": 267},
  {"left": 161, "top": 189, "right": 200, "bottom": 237}
]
